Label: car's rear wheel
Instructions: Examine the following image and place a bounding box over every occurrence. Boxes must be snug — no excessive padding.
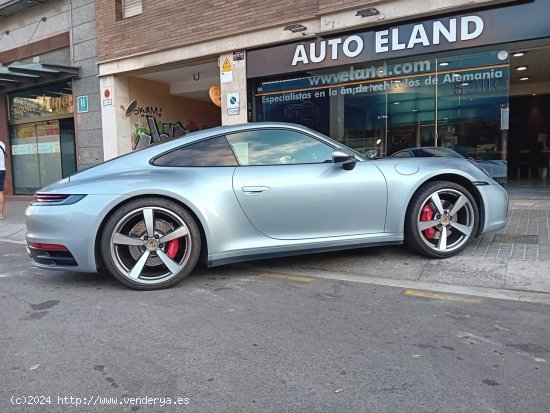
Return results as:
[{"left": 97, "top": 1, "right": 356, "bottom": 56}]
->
[
  {"left": 100, "top": 197, "right": 201, "bottom": 290},
  {"left": 405, "top": 181, "right": 479, "bottom": 258}
]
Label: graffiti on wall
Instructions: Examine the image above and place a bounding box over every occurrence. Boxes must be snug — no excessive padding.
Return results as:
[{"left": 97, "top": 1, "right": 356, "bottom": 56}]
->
[
  {"left": 133, "top": 115, "right": 188, "bottom": 150},
  {"left": 126, "top": 100, "right": 209, "bottom": 150},
  {"left": 133, "top": 106, "right": 163, "bottom": 118}
]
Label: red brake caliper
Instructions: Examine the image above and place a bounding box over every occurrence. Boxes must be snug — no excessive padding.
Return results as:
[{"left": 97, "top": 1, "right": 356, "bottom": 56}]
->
[
  {"left": 166, "top": 239, "right": 180, "bottom": 259},
  {"left": 421, "top": 203, "right": 436, "bottom": 239}
]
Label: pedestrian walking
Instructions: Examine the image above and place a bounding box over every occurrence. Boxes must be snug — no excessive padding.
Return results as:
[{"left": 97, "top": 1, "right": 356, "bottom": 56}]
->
[{"left": 0, "top": 139, "right": 6, "bottom": 219}]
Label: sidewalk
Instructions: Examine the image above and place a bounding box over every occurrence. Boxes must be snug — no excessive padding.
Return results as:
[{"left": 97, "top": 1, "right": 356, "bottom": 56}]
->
[
  {"left": 0, "top": 200, "right": 28, "bottom": 244},
  {"left": 1, "top": 193, "right": 550, "bottom": 297}
]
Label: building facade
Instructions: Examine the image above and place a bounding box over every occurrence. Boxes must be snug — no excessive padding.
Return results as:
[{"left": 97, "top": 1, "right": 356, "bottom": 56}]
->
[
  {"left": 5, "top": 0, "right": 547, "bottom": 195},
  {"left": 0, "top": 0, "right": 101, "bottom": 197},
  {"left": 95, "top": 0, "right": 550, "bottom": 190}
]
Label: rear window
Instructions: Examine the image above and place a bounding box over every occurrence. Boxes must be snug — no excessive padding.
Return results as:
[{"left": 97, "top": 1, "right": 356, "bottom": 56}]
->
[{"left": 152, "top": 136, "right": 238, "bottom": 167}]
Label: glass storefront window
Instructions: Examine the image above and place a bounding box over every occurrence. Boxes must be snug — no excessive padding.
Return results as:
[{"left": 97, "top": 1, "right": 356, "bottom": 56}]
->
[
  {"left": 253, "top": 48, "right": 510, "bottom": 182},
  {"left": 8, "top": 82, "right": 76, "bottom": 194},
  {"left": 10, "top": 121, "right": 63, "bottom": 194}
]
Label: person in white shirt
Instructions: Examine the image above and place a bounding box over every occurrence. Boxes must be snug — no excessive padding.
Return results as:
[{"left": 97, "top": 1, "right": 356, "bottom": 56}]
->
[{"left": 0, "top": 140, "right": 6, "bottom": 219}]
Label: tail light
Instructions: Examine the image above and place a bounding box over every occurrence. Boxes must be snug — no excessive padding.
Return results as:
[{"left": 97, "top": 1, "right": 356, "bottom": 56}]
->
[
  {"left": 28, "top": 242, "right": 68, "bottom": 251},
  {"left": 32, "top": 194, "right": 86, "bottom": 206}
]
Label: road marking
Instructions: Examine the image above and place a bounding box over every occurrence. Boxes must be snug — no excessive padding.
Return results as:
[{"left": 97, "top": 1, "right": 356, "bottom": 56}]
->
[
  {"left": 241, "top": 265, "right": 550, "bottom": 305},
  {"left": 260, "top": 272, "right": 313, "bottom": 283},
  {"left": 458, "top": 331, "right": 546, "bottom": 363},
  {"left": 404, "top": 289, "right": 481, "bottom": 303}
]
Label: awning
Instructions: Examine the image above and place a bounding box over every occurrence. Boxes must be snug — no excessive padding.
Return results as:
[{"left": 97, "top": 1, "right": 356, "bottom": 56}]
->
[
  {"left": 0, "top": 63, "right": 80, "bottom": 93},
  {"left": 0, "top": 0, "right": 47, "bottom": 17}
]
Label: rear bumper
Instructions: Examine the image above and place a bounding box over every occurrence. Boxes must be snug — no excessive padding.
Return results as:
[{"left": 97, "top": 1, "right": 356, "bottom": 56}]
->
[
  {"left": 27, "top": 244, "right": 78, "bottom": 268},
  {"left": 25, "top": 194, "right": 124, "bottom": 273}
]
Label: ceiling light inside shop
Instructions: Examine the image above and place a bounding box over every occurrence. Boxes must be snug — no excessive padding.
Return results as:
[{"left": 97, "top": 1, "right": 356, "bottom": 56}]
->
[
  {"left": 412, "top": 109, "right": 419, "bottom": 112},
  {"left": 520, "top": 77, "right": 530, "bottom": 81},
  {"left": 461, "top": 82, "right": 469, "bottom": 86},
  {"left": 393, "top": 101, "right": 400, "bottom": 105},
  {"left": 439, "top": 62, "right": 449, "bottom": 66},
  {"left": 516, "top": 66, "right": 528, "bottom": 71},
  {"left": 513, "top": 52, "right": 525, "bottom": 57}
]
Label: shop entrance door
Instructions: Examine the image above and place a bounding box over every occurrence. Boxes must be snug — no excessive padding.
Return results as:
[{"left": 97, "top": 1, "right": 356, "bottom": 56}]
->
[{"left": 10, "top": 121, "right": 68, "bottom": 194}]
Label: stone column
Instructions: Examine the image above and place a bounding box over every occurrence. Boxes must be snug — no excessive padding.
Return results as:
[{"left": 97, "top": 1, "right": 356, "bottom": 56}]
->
[
  {"left": 219, "top": 52, "right": 248, "bottom": 125},
  {"left": 100, "top": 75, "right": 132, "bottom": 160}
]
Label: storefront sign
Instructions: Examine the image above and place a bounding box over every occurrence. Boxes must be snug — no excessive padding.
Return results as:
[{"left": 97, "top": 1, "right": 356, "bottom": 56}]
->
[
  {"left": 247, "top": 0, "right": 550, "bottom": 78},
  {"left": 291, "top": 16, "right": 483, "bottom": 67},
  {"left": 9, "top": 90, "right": 74, "bottom": 121},
  {"left": 77, "top": 95, "right": 89, "bottom": 113}
]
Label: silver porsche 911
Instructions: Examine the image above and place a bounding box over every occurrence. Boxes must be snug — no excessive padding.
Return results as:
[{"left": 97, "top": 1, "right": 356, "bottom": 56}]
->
[{"left": 25, "top": 122, "right": 508, "bottom": 290}]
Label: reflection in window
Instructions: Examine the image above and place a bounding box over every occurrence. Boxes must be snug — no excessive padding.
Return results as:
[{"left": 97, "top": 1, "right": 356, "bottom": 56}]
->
[
  {"left": 226, "top": 129, "right": 334, "bottom": 166},
  {"left": 153, "top": 136, "right": 237, "bottom": 167},
  {"left": 254, "top": 49, "right": 509, "bottom": 183},
  {"left": 9, "top": 82, "right": 73, "bottom": 121},
  {"left": 391, "top": 151, "right": 412, "bottom": 158}
]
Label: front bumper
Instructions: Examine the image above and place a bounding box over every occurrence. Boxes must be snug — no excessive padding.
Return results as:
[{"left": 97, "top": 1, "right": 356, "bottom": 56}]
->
[{"left": 477, "top": 183, "right": 509, "bottom": 234}]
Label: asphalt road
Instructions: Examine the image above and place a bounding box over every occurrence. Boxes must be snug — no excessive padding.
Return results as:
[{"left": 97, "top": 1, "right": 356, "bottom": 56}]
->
[{"left": 1, "top": 241, "right": 549, "bottom": 413}]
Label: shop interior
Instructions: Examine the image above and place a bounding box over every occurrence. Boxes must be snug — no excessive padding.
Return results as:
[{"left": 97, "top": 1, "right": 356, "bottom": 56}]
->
[{"left": 254, "top": 38, "right": 550, "bottom": 191}]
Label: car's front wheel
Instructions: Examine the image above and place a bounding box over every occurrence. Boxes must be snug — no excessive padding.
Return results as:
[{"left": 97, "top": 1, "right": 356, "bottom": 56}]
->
[
  {"left": 100, "top": 197, "right": 201, "bottom": 290},
  {"left": 405, "top": 181, "right": 479, "bottom": 258}
]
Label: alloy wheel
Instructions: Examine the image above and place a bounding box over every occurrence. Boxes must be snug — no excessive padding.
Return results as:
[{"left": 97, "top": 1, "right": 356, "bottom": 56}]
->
[{"left": 416, "top": 188, "right": 476, "bottom": 253}]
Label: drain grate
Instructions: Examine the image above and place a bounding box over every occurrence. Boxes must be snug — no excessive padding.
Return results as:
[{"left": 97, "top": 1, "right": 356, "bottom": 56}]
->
[{"left": 492, "top": 234, "right": 539, "bottom": 244}]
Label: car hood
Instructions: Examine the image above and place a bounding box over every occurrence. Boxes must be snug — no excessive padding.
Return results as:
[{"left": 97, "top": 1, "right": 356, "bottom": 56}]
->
[{"left": 373, "top": 156, "right": 494, "bottom": 182}]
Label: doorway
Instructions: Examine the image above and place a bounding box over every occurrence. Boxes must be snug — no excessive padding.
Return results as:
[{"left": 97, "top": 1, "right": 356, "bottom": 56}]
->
[{"left": 9, "top": 118, "right": 76, "bottom": 194}]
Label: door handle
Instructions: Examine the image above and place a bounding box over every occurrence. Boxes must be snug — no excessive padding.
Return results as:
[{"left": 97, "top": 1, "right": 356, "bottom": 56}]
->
[{"left": 241, "top": 186, "right": 271, "bottom": 194}]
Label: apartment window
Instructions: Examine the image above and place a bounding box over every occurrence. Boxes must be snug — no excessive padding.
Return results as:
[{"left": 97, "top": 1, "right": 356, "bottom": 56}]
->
[{"left": 123, "top": 0, "right": 142, "bottom": 19}]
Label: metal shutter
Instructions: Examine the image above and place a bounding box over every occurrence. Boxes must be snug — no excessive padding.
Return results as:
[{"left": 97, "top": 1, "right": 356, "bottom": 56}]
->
[{"left": 123, "top": 0, "right": 142, "bottom": 18}]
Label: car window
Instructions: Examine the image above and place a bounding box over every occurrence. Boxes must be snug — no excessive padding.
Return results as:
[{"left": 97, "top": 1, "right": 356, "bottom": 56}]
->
[
  {"left": 152, "top": 136, "right": 238, "bottom": 167},
  {"left": 392, "top": 151, "right": 412, "bottom": 158},
  {"left": 225, "top": 129, "right": 334, "bottom": 166}
]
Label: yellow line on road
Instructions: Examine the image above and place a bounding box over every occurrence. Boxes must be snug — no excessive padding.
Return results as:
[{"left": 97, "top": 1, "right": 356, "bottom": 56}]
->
[
  {"left": 404, "top": 289, "right": 481, "bottom": 303},
  {"left": 260, "top": 272, "right": 313, "bottom": 283}
]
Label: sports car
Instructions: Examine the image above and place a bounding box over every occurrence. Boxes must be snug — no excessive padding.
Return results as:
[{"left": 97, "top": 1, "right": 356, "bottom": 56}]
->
[{"left": 25, "top": 122, "right": 508, "bottom": 290}]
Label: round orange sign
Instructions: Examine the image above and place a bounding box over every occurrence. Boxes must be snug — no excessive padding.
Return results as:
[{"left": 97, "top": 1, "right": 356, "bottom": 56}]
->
[{"left": 209, "top": 86, "right": 221, "bottom": 108}]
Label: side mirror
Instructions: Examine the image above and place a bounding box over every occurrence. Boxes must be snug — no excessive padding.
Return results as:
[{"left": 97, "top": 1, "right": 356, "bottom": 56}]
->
[{"left": 332, "top": 149, "right": 357, "bottom": 170}]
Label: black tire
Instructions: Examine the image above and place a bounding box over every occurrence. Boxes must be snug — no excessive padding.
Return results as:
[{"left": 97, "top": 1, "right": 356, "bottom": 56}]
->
[
  {"left": 100, "top": 197, "right": 201, "bottom": 290},
  {"left": 405, "top": 181, "right": 479, "bottom": 258}
]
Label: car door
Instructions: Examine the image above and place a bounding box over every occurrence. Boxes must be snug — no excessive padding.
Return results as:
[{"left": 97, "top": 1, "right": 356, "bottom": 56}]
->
[{"left": 228, "top": 128, "right": 387, "bottom": 240}]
